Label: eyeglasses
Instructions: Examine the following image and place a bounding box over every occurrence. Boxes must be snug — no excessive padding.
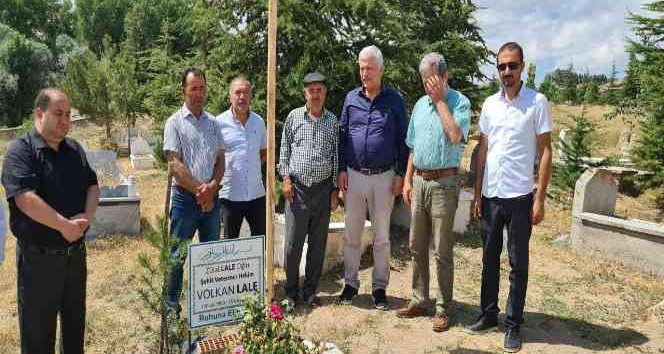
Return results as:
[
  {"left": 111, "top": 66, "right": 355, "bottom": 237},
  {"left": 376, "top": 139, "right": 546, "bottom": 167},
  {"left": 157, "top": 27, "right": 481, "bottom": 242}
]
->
[{"left": 497, "top": 62, "right": 521, "bottom": 71}]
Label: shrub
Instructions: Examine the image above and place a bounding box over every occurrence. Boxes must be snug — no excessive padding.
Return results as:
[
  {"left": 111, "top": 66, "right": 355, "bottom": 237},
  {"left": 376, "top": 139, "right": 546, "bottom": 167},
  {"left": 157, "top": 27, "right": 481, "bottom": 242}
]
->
[{"left": 226, "top": 295, "right": 320, "bottom": 354}]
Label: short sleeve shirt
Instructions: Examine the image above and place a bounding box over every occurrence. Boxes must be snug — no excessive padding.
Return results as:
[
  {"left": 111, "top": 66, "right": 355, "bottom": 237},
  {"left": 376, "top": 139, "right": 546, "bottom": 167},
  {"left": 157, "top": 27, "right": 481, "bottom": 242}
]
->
[
  {"left": 216, "top": 110, "right": 267, "bottom": 201},
  {"left": 405, "top": 88, "right": 471, "bottom": 170},
  {"left": 479, "top": 86, "right": 552, "bottom": 198},
  {"left": 1, "top": 129, "right": 98, "bottom": 248},
  {"left": 163, "top": 105, "right": 224, "bottom": 186}
]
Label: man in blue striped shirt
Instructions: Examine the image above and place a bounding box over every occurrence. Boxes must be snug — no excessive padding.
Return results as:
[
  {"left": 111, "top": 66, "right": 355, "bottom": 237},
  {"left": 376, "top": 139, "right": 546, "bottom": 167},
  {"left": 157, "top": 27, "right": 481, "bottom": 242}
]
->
[{"left": 162, "top": 68, "right": 225, "bottom": 317}]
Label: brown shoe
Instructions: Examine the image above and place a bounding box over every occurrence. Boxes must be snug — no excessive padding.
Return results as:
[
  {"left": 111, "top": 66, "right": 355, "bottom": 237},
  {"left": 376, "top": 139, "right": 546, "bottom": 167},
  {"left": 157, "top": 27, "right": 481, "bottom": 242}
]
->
[
  {"left": 396, "top": 304, "right": 427, "bottom": 318},
  {"left": 432, "top": 313, "right": 451, "bottom": 332}
]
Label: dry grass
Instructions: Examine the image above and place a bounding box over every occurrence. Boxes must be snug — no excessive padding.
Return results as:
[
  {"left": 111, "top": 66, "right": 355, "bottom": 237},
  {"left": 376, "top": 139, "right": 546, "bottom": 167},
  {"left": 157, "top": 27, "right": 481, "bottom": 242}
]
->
[
  {"left": 0, "top": 110, "right": 663, "bottom": 353},
  {"left": 551, "top": 104, "right": 636, "bottom": 157}
]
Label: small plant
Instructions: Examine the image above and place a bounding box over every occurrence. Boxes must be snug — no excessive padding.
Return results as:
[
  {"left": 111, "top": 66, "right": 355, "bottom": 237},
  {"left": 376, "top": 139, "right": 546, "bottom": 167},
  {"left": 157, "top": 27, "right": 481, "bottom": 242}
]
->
[
  {"left": 136, "top": 215, "right": 188, "bottom": 353},
  {"left": 225, "top": 295, "right": 321, "bottom": 354},
  {"left": 551, "top": 108, "right": 603, "bottom": 205}
]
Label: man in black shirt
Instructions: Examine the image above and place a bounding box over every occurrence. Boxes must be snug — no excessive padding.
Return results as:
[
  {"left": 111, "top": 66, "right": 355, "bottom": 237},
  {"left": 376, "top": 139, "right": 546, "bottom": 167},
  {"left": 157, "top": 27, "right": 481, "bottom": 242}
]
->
[{"left": 2, "top": 88, "right": 99, "bottom": 354}]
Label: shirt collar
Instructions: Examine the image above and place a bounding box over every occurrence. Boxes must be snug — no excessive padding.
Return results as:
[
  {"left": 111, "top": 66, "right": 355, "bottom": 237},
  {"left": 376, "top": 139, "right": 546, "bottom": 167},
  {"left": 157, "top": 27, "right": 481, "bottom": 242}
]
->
[
  {"left": 358, "top": 84, "right": 387, "bottom": 100},
  {"left": 28, "top": 128, "right": 72, "bottom": 151},
  {"left": 499, "top": 81, "right": 525, "bottom": 103},
  {"left": 181, "top": 104, "right": 209, "bottom": 120},
  {"left": 231, "top": 109, "right": 253, "bottom": 125}
]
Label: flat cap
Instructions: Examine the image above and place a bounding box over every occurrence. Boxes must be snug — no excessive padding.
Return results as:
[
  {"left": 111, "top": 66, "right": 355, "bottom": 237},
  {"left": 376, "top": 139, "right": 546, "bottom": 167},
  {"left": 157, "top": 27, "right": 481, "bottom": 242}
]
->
[{"left": 303, "top": 72, "right": 327, "bottom": 86}]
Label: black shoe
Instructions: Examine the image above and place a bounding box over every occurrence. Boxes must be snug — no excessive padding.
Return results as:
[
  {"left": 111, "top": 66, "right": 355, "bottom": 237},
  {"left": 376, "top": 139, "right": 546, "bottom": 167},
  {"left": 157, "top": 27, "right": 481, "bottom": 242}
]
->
[
  {"left": 504, "top": 328, "right": 522, "bottom": 353},
  {"left": 465, "top": 316, "right": 498, "bottom": 335},
  {"left": 337, "top": 284, "right": 358, "bottom": 305},
  {"left": 305, "top": 294, "right": 322, "bottom": 308},
  {"left": 372, "top": 289, "right": 389, "bottom": 310}
]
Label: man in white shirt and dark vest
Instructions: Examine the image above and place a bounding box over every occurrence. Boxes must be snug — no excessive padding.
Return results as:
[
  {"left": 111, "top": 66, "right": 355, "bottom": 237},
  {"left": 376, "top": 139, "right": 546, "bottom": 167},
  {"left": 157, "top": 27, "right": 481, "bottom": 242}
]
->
[{"left": 468, "top": 42, "right": 553, "bottom": 353}]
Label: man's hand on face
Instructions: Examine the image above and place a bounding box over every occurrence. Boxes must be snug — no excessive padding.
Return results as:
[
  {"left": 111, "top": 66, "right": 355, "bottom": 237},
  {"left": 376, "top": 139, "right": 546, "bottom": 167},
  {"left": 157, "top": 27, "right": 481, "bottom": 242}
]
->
[{"left": 425, "top": 74, "right": 448, "bottom": 104}]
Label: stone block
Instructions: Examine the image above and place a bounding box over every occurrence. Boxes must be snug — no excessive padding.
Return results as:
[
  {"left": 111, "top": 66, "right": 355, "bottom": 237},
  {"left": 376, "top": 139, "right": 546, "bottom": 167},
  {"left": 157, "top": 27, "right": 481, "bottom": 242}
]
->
[
  {"left": 88, "top": 197, "right": 141, "bottom": 239},
  {"left": 130, "top": 137, "right": 153, "bottom": 155},
  {"left": 130, "top": 154, "right": 155, "bottom": 170},
  {"left": 572, "top": 169, "right": 617, "bottom": 217},
  {"left": 272, "top": 214, "right": 372, "bottom": 275},
  {"left": 391, "top": 188, "right": 475, "bottom": 234}
]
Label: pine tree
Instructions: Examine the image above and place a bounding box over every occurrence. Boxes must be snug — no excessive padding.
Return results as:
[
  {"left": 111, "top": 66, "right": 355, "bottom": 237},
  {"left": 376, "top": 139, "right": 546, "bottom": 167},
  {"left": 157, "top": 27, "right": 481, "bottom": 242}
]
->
[
  {"left": 583, "top": 80, "right": 599, "bottom": 104},
  {"left": 628, "top": 1, "right": 664, "bottom": 190},
  {"left": 552, "top": 108, "right": 597, "bottom": 203},
  {"left": 604, "top": 59, "right": 620, "bottom": 105},
  {"left": 526, "top": 62, "right": 537, "bottom": 90},
  {"left": 622, "top": 52, "right": 641, "bottom": 100}
]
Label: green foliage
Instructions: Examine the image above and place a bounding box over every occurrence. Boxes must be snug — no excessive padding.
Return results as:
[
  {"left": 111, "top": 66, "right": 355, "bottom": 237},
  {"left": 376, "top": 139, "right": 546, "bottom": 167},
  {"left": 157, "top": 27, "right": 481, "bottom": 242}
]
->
[
  {"left": 627, "top": 1, "right": 664, "bottom": 193},
  {"left": 74, "top": 0, "right": 131, "bottom": 55},
  {"left": 551, "top": 108, "right": 597, "bottom": 203},
  {"left": 123, "top": 0, "right": 194, "bottom": 56},
  {"left": 540, "top": 65, "right": 608, "bottom": 105},
  {"left": 526, "top": 62, "right": 537, "bottom": 90},
  {"left": 0, "top": 0, "right": 75, "bottom": 50},
  {"left": 137, "top": 215, "right": 188, "bottom": 353},
  {"left": 54, "top": 34, "right": 86, "bottom": 73},
  {"left": 58, "top": 37, "right": 146, "bottom": 143},
  {"left": 0, "top": 25, "right": 53, "bottom": 127},
  {"left": 583, "top": 80, "right": 600, "bottom": 104},
  {"left": 622, "top": 52, "right": 641, "bottom": 100},
  {"left": 226, "top": 295, "right": 320, "bottom": 354},
  {"left": 58, "top": 41, "right": 115, "bottom": 139},
  {"left": 110, "top": 45, "right": 147, "bottom": 152},
  {"left": 603, "top": 60, "right": 620, "bottom": 105}
]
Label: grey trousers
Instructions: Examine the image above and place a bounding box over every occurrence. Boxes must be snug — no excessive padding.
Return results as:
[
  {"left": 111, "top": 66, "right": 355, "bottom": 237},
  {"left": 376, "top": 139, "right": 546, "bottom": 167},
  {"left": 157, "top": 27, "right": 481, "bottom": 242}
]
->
[
  {"left": 284, "top": 177, "right": 332, "bottom": 300},
  {"left": 344, "top": 168, "right": 395, "bottom": 291},
  {"left": 409, "top": 174, "right": 460, "bottom": 315}
]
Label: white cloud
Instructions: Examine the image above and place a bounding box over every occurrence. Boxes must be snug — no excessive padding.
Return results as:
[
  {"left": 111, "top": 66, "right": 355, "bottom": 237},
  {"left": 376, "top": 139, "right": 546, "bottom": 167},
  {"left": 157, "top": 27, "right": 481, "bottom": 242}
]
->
[{"left": 472, "top": 0, "right": 650, "bottom": 83}]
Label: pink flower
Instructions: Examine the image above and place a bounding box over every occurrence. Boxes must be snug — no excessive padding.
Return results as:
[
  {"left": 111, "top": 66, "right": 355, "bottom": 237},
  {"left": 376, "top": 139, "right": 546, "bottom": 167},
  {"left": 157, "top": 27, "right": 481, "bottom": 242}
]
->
[
  {"left": 270, "top": 303, "right": 284, "bottom": 320},
  {"left": 232, "top": 346, "right": 245, "bottom": 354}
]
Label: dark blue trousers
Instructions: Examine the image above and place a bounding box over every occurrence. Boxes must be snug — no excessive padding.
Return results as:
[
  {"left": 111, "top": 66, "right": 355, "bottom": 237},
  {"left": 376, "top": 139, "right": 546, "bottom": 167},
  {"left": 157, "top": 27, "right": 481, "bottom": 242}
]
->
[{"left": 479, "top": 193, "right": 533, "bottom": 330}]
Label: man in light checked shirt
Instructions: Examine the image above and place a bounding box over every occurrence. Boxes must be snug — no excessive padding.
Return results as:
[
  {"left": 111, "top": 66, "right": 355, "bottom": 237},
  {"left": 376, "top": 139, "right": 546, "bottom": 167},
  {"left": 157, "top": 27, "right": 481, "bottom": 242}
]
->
[{"left": 278, "top": 72, "right": 340, "bottom": 309}]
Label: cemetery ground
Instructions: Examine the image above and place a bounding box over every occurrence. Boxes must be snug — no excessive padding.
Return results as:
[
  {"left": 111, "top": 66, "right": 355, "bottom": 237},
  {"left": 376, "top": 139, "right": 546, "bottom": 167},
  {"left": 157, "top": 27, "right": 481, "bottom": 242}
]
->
[{"left": 0, "top": 106, "right": 663, "bottom": 353}]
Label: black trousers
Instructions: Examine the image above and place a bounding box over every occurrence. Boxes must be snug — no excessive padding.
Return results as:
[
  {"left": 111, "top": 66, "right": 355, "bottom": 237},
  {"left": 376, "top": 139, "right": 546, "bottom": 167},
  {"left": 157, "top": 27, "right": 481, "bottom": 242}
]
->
[
  {"left": 220, "top": 196, "right": 266, "bottom": 239},
  {"left": 17, "top": 242, "right": 87, "bottom": 354},
  {"left": 479, "top": 193, "right": 533, "bottom": 330},
  {"left": 284, "top": 178, "right": 332, "bottom": 301}
]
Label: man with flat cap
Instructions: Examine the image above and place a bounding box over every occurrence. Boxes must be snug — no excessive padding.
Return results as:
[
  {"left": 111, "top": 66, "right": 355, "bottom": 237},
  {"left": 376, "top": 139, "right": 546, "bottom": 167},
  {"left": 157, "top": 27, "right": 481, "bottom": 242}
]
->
[{"left": 278, "top": 72, "right": 339, "bottom": 308}]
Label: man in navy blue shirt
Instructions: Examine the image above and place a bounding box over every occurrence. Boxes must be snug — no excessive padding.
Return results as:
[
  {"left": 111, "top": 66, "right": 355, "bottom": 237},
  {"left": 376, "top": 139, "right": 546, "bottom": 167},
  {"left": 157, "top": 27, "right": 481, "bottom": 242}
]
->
[{"left": 337, "top": 45, "right": 408, "bottom": 310}]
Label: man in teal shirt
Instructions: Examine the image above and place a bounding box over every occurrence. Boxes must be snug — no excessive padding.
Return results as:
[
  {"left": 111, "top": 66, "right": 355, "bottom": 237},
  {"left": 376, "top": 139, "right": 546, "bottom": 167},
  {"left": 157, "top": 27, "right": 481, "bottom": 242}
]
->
[{"left": 396, "top": 52, "right": 471, "bottom": 332}]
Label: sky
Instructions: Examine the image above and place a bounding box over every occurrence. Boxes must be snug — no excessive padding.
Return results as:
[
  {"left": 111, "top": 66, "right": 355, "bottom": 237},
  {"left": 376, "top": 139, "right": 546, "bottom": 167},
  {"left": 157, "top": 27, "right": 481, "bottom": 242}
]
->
[{"left": 472, "top": 0, "right": 651, "bottom": 84}]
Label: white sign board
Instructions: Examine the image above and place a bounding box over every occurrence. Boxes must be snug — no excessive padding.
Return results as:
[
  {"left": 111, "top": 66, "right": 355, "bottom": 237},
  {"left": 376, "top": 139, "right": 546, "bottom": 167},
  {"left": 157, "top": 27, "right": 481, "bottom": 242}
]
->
[{"left": 188, "top": 236, "right": 265, "bottom": 329}]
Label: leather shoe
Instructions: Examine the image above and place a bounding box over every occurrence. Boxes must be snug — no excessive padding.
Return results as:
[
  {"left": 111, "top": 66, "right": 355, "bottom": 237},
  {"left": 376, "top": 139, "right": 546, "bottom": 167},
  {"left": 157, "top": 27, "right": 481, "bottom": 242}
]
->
[
  {"left": 433, "top": 313, "right": 452, "bottom": 332},
  {"left": 396, "top": 304, "right": 427, "bottom": 318}
]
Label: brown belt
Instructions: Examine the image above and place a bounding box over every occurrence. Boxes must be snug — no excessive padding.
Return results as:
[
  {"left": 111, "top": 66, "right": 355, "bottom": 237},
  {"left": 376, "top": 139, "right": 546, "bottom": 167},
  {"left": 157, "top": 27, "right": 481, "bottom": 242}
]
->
[{"left": 415, "top": 168, "right": 458, "bottom": 181}]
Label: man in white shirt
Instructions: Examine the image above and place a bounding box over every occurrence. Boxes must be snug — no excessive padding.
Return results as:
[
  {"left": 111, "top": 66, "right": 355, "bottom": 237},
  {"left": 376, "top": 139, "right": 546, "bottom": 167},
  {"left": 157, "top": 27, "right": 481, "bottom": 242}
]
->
[
  {"left": 217, "top": 76, "right": 267, "bottom": 239},
  {"left": 468, "top": 42, "right": 553, "bottom": 353}
]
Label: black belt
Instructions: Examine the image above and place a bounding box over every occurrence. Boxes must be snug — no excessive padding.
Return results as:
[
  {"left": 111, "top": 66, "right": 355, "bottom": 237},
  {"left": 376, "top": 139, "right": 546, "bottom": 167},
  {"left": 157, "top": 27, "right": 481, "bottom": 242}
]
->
[
  {"left": 19, "top": 240, "right": 86, "bottom": 256},
  {"left": 351, "top": 165, "right": 392, "bottom": 175}
]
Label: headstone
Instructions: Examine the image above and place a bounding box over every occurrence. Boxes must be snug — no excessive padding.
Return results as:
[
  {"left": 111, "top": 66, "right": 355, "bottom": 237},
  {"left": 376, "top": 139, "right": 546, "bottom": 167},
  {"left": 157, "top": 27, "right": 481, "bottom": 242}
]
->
[
  {"left": 130, "top": 137, "right": 156, "bottom": 170},
  {"left": 86, "top": 149, "right": 121, "bottom": 184},
  {"left": 130, "top": 137, "right": 152, "bottom": 155},
  {"left": 572, "top": 169, "right": 617, "bottom": 217},
  {"left": 617, "top": 128, "right": 632, "bottom": 157},
  {"left": 554, "top": 128, "right": 570, "bottom": 158}
]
